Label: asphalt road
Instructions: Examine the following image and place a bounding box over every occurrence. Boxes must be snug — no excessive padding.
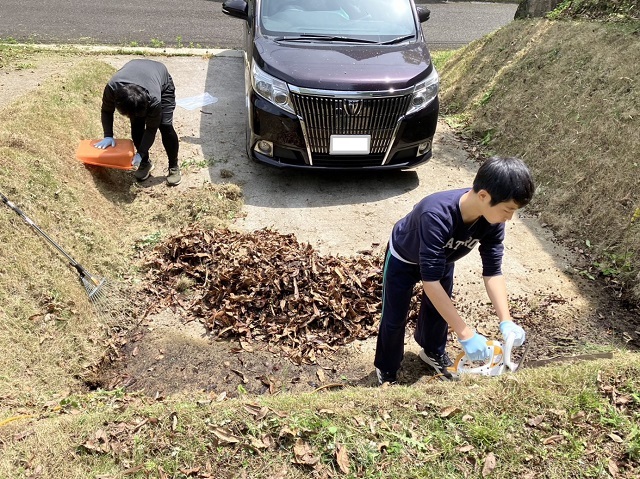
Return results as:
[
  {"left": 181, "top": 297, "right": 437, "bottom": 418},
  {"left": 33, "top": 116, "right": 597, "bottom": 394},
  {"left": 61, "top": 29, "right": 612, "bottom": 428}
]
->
[{"left": 0, "top": 0, "right": 518, "bottom": 50}]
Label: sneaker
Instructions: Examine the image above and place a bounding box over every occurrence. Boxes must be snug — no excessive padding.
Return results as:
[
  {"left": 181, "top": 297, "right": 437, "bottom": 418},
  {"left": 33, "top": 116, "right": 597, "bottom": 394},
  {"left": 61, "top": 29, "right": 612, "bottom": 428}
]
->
[
  {"left": 134, "top": 161, "right": 154, "bottom": 181},
  {"left": 419, "top": 350, "right": 458, "bottom": 381},
  {"left": 376, "top": 368, "right": 398, "bottom": 386},
  {"left": 166, "top": 167, "right": 182, "bottom": 186}
]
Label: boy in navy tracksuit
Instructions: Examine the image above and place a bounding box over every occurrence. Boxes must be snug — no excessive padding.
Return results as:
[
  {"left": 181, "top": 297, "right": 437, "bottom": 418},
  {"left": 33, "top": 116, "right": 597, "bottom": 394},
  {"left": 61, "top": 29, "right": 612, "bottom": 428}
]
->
[
  {"left": 374, "top": 156, "right": 535, "bottom": 384},
  {"left": 94, "top": 59, "right": 181, "bottom": 186}
]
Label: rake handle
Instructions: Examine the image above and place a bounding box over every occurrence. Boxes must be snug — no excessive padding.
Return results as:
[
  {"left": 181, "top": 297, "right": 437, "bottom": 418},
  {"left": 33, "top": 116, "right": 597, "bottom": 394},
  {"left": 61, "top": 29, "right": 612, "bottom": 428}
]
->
[{"left": 0, "top": 190, "right": 86, "bottom": 272}]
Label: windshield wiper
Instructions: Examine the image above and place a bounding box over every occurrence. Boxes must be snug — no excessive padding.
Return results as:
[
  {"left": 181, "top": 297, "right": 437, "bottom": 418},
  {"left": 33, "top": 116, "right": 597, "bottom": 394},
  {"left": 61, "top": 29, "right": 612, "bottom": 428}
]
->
[
  {"left": 379, "top": 34, "right": 415, "bottom": 45},
  {"left": 274, "top": 34, "right": 378, "bottom": 44}
]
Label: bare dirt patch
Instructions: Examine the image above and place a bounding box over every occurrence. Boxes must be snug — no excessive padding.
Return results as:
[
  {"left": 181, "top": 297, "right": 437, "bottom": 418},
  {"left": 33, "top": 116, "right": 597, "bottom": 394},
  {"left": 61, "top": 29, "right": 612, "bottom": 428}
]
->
[{"left": 3, "top": 51, "right": 638, "bottom": 400}]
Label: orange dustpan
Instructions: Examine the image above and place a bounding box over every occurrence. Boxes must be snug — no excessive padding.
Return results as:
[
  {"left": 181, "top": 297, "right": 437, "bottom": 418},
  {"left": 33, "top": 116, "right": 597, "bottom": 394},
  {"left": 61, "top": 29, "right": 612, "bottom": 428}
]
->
[{"left": 76, "top": 139, "right": 135, "bottom": 170}]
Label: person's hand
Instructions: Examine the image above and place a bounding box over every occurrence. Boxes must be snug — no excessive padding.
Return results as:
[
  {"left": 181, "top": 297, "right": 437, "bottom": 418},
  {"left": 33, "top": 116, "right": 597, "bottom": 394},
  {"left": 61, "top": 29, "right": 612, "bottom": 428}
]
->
[
  {"left": 458, "top": 332, "right": 490, "bottom": 361},
  {"left": 94, "top": 137, "right": 115, "bottom": 149},
  {"left": 500, "top": 320, "right": 526, "bottom": 346},
  {"left": 131, "top": 153, "right": 142, "bottom": 168}
]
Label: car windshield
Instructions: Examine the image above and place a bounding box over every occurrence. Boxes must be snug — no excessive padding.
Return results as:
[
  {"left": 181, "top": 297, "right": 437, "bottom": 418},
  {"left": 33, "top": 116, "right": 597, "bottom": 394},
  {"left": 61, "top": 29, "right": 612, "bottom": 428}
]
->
[{"left": 259, "top": 0, "right": 417, "bottom": 43}]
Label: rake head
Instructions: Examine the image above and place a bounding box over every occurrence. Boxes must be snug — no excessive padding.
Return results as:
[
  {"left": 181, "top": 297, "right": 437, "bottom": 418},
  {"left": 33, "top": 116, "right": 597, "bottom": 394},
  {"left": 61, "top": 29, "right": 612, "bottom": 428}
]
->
[
  {"left": 75, "top": 265, "right": 131, "bottom": 324},
  {"left": 80, "top": 272, "right": 109, "bottom": 303},
  {"left": 80, "top": 271, "right": 132, "bottom": 326}
]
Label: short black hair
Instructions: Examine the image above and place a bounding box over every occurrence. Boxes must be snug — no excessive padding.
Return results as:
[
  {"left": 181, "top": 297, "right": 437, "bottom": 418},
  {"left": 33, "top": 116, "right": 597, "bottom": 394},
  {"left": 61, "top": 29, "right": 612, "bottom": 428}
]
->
[
  {"left": 114, "top": 84, "right": 148, "bottom": 118},
  {"left": 473, "top": 156, "right": 535, "bottom": 207}
]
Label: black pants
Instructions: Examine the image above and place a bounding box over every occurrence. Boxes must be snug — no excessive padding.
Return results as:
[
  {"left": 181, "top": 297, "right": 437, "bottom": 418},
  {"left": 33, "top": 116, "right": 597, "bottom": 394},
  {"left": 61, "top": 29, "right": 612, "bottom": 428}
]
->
[
  {"left": 130, "top": 120, "right": 179, "bottom": 169},
  {"left": 373, "top": 248, "right": 454, "bottom": 374},
  {"left": 130, "top": 75, "right": 179, "bottom": 168}
]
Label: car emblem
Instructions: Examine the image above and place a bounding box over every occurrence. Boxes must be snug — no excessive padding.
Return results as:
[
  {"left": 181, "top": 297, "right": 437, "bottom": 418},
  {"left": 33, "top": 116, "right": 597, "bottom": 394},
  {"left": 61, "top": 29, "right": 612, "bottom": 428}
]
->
[{"left": 343, "top": 99, "right": 362, "bottom": 116}]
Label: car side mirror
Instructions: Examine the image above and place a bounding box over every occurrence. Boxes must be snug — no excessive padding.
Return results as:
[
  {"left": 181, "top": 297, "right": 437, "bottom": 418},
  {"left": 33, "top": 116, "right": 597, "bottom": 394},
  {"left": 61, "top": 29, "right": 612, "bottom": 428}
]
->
[
  {"left": 416, "top": 6, "right": 431, "bottom": 23},
  {"left": 222, "top": 0, "right": 249, "bottom": 20}
]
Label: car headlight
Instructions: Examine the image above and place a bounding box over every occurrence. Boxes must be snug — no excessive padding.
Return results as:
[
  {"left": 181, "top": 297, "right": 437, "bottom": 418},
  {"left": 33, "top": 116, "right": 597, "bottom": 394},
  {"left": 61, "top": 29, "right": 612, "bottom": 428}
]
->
[
  {"left": 251, "top": 61, "right": 294, "bottom": 114},
  {"left": 406, "top": 66, "right": 439, "bottom": 115}
]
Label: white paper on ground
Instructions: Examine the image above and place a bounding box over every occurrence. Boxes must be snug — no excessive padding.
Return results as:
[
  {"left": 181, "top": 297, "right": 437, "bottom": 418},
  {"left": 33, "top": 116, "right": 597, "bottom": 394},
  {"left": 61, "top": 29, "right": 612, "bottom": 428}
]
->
[{"left": 176, "top": 92, "right": 219, "bottom": 110}]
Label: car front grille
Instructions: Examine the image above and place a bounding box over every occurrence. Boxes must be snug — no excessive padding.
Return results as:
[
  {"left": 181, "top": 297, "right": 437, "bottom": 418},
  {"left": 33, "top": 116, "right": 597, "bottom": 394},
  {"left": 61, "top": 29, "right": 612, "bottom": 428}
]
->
[{"left": 290, "top": 93, "right": 412, "bottom": 156}]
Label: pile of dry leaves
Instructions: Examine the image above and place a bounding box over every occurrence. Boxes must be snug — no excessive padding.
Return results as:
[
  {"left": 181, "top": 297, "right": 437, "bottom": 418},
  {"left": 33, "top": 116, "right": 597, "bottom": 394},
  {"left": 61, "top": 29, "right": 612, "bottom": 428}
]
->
[{"left": 142, "top": 228, "right": 385, "bottom": 363}]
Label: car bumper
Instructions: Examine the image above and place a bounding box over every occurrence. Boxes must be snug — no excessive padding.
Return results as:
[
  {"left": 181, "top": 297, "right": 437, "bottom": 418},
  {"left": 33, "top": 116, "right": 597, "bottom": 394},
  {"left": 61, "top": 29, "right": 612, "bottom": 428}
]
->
[{"left": 248, "top": 92, "right": 439, "bottom": 170}]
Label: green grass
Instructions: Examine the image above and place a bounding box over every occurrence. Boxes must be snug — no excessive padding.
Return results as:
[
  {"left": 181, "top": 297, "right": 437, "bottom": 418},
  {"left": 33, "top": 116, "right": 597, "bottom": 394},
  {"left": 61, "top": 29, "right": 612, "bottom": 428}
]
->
[
  {"left": 1, "top": 355, "right": 638, "bottom": 478},
  {"left": 431, "top": 49, "right": 457, "bottom": 72}
]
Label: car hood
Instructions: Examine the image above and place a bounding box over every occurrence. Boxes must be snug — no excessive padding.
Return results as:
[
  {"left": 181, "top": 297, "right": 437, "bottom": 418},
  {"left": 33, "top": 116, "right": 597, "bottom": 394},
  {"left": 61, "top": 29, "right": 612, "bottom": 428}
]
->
[{"left": 254, "top": 37, "right": 432, "bottom": 91}]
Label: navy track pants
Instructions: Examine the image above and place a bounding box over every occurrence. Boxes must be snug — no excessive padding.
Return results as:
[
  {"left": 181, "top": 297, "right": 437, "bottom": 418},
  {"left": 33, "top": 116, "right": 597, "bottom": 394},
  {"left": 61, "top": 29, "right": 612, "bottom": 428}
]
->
[{"left": 374, "top": 248, "right": 454, "bottom": 373}]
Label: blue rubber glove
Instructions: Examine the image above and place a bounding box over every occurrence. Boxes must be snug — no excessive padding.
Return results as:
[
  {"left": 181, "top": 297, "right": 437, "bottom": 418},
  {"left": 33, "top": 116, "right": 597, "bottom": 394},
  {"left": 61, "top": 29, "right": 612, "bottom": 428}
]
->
[
  {"left": 459, "top": 332, "right": 490, "bottom": 361},
  {"left": 131, "top": 153, "right": 142, "bottom": 169},
  {"left": 94, "top": 137, "right": 115, "bottom": 149},
  {"left": 500, "top": 321, "right": 526, "bottom": 346}
]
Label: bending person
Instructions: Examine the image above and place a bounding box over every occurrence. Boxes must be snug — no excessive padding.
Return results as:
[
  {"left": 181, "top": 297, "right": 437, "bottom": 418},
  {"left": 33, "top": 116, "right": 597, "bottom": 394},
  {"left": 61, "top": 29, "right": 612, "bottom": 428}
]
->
[{"left": 95, "top": 59, "right": 181, "bottom": 186}]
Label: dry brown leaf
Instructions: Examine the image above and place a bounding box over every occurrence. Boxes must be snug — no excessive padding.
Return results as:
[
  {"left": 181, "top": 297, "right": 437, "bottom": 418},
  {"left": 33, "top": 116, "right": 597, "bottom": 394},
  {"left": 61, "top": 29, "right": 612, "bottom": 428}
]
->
[
  {"left": 292, "top": 438, "right": 319, "bottom": 465},
  {"left": 179, "top": 467, "right": 201, "bottom": 476},
  {"left": 440, "top": 406, "right": 462, "bottom": 418},
  {"left": 570, "top": 411, "right": 586, "bottom": 423},
  {"left": 542, "top": 434, "right": 564, "bottom": 445},
  {"left": 615, "top": 395, "right": 632, "bottom": 405},
  {"left": 122, "top": 466, "right": 145, "bottom": 476},
  {"left": 608, "top": 433, "right": 624, "bottom": 443},
  {"left": 608, "top": 459, "right": 619, "bottom": 477},
  {"left": 481, "top": 452, "right": 496, "bottom": 477},
  {"left": 171, "top": 413, "right": 178, "bottom": 431},
  {"left": 336, "top": 443, "right": 350, "bottom": 474},
  {"left": 216, "top": 391, "right": 227, "bottom": 402},
  {"left": 244, "top": 404, "right": 269, "bottom": 420},
  {"left": 527, "top": 415, "right": 545, "bottom": 427},
  {"left": 211, "top": 427, "right": 241, "bottom": 444},
  {"left": 249, "top": 436, "right": 268, "bottom": 450},
  {"left": 141, "top": 228, "right": 384, "bottom": 363}
]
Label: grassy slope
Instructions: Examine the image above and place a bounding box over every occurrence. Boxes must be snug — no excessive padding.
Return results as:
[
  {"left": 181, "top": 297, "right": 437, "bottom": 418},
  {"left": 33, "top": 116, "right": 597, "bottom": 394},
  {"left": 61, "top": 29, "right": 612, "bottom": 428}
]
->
[
  {"left": 0, "top": 59, "right": 132, "bottom": 404},
  {"left": 439, "top": 18, "right": 640, "bottom": 301},
  {"left": 0, "top": 56, "right": 242, "bottom": 413}
]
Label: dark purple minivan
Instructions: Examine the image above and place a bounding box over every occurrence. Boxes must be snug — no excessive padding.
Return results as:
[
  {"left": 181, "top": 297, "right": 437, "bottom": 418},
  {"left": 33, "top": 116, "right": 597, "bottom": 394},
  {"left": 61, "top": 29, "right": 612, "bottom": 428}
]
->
[{"left": 222, "top": 0, "right": 439, "bottom": 170}]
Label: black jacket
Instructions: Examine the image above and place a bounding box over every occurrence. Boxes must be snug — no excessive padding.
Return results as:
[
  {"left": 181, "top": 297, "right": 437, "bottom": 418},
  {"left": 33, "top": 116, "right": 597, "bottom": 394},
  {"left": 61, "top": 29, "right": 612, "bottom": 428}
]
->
[{"left": 101, "top": 59, "right": 173, "bottom": 156}]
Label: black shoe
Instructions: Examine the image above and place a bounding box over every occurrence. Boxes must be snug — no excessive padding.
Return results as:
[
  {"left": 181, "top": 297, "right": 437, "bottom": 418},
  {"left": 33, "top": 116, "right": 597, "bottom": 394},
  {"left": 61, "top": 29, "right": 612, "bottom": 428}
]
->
[
  {"left": 419, "top": 350, "right": 458, "bottom": 381},
  {"left": 166, "top": 166, "right": 182, "bottom": 186},
  {"left": 376, "top": 368, "right": 398, "bottom": 386},
  {"left": 134, "top": 161, "right": 154, "bottom": 181}
]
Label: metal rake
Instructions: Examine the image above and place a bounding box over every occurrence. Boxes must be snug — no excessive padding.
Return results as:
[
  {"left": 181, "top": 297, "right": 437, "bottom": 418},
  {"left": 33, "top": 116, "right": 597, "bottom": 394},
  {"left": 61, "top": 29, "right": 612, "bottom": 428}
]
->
[{"left": 1, "top": 190, "right": 110, "bottom": 304}]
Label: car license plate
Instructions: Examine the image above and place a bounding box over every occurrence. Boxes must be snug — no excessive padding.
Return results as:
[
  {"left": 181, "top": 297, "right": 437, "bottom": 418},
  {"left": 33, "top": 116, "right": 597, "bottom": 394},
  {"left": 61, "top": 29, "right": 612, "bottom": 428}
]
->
[{"left": 329, "top": 135, "right": 371, "bottom": 155}]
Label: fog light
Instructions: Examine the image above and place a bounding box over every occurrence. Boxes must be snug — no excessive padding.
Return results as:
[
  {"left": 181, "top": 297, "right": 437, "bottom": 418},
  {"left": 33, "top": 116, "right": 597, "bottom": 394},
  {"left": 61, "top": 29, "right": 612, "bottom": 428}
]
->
[
  {"left": 417, "top": 139, "right": 432, "bottom": 156},
  {"left": 255, "top": 140, "right": 274, "bottom": 157}
]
